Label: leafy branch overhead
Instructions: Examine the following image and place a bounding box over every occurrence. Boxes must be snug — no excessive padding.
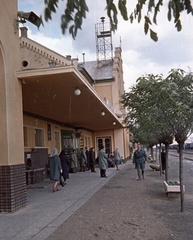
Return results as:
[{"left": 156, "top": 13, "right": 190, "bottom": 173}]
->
[{"left": 43, "top": 0, "right": 193, "bottom": 41}]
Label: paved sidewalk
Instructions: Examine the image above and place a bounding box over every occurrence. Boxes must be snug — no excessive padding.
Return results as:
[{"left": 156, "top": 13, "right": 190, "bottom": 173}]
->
[
  {"left": 45, "top": 153, "right": 193, "bottom": 240},
  {"left": 0, "top": 163, "right": 128, "bottom": 240},
  {"left": 1, "top": 151, "right": 193, "bottom": 240}
]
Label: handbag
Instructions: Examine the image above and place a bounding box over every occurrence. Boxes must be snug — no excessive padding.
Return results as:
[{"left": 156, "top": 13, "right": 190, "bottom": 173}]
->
[{"left": 60, "top": 174, "right": 65, "bottom": 187}]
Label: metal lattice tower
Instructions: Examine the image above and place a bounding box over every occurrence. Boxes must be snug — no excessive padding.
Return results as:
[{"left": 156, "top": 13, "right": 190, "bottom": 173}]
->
[{"left": 95, "top": 17, "right": 113, "bottom": 62}]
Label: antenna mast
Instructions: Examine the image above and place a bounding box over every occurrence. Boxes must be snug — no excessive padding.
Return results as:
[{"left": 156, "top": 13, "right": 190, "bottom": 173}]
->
[{"left": 95, "top": 17, "right": 113, "bottom": 63}]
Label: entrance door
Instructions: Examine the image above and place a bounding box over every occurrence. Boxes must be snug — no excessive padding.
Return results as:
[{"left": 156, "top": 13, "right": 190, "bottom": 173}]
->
[{"left": 96, "top": 137, "right": 111, "bottom": 154}]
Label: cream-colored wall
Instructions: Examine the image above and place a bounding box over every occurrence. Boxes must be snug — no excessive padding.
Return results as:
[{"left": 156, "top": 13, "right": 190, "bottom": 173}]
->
[
  {"left": 113, "top": 129, "right": 125, "bottom": 158},
  {"left": 0, "top": 44, "right": 8, "bottom": 164},
  {"left": 23, "top": 115, "right": 95, "bottom": 155},
  {"left": 112, "top": 47, "right": 125, "bottom": 115},
  {"left": 94, "top": 130, "right": 114, "bottom": 138},
  {"left": 94, "top": 48, "right": 125, "bottom": 116},
  {"left": 95, "top": 79, "right": 121, "bottom": 114},
  {"left": 0, "top": 0, "right": 24, "bottom": 166},
  {"left": 23, "top": 115, "right": 47, "bottom": 151},
  {"left": 123, "top": 128, "right": 130, "bottom": 158},
  {"left": 93, "top": 47, "right": 130, "bottom": 159},
  {"left": 24, "top": 115, "right": 121, "bottom": 158},
  {"left": 82, "top": 129, "right": 94, "bottom": 149},
  {"left": 95, "top": 83, "right": 112, "bottom": 103},
  {"left": 24, "top": 115, "right": 64, "bottom": 154},
  {"left": 20, "top": 36, "right": 72, "bottom": 70}
]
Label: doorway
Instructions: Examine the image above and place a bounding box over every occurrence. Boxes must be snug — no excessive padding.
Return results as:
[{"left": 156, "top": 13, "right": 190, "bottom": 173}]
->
[{"left": 96, "top": 137, "right": 111, "bottom": 154}]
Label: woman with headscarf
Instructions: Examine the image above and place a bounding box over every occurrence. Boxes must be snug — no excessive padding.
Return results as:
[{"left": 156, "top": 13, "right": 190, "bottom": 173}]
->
[
  {"left": 59, "top": 150, "right": 70, "bottom": 185},
  {"left": 114, "top": 147, "right": 121, "bottom": 170},
  {"left": 48, "top": 148, "right": 62, "bottom": 192}
]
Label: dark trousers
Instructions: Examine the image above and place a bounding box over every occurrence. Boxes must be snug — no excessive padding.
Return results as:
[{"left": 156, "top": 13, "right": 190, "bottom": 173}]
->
[
  {"left": 161, "top": 159, "right": 166, "bottom": 171},
  {"left": 100, "top": 169, "right": 106, "bottom": 177},
  {"left": 91, "top": 164, "right": 95, "bottom": 172}
]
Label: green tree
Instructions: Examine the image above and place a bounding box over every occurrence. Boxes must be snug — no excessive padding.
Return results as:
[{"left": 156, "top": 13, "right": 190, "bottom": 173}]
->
[
  {"left": 121, "top": 74, "right": 174, "bottom": 174},
  {"left": 163, "top": 69, "right": 193, "bottom": 211},
  {"left": 43, "top": 0, "right": 193, "bottom": 41},
  {"left": 121, "top": 69, "right": 193, "bottom": 212}
]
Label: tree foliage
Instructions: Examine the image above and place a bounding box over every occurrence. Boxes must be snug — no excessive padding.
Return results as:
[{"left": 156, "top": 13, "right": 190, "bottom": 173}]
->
[
  {"left": 121, "top": 68, "right": 193, "bottom": 212},
  {"left": 121, "top": 73, "right": 172, "bottom": 146},
  {"left": 43, "top": 0, "right": 193, "bottom": 41},
  {"left": 121, "top": 68, "right": 193, "bottom": 146}
]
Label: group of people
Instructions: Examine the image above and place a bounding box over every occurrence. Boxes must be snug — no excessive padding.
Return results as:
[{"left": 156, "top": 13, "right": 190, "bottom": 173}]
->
[
  {"left": 98, "top": 146, "right": 121, "bottom": 178},
  {"left": 49, "top": 143, "right": 166, "bottom": 190},
  {"left": 48, "top": 147, "right": 97, "bottom": 192},
  {"left": 79, "top": 147, "right": 96, "bottom": 172},
  {"left": 48, "top": 146, "right": 122, "bottom": 191},
  {"left": 78, "top": 146, "right": 122, "bottom": 178},
  {"left": 132, "top": 143, "right": 167, "bottom": 180}
]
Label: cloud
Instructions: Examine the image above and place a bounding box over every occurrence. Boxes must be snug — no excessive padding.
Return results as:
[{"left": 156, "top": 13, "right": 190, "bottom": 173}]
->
[{"left": 18, "top": 0, "right": 193, "bottom": 91}]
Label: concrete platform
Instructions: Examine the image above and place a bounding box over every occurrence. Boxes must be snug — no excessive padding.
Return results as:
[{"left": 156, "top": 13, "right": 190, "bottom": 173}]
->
[{"left": 0, "top": 163, "right": 128, "bottom": 240}]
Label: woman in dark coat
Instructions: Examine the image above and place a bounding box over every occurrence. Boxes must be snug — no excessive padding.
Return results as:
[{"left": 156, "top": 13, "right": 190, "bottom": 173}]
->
[
  {"left": 48, "top": 148, "right": 62, "bottom": 192},
  {"left": 59, "top": 150, "right": 70, "bottom": 185}
]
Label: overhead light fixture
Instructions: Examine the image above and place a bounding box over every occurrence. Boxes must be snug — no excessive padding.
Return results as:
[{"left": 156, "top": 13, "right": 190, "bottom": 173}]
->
[
  {"left": 113, "top": 122, "right": 116, "bottom": 125},
  {"left": 74, "top": 88, "right": 81, "bottom": 96},
  {"left": 101, "top": 111, "right": 105, "bottom": 116}
]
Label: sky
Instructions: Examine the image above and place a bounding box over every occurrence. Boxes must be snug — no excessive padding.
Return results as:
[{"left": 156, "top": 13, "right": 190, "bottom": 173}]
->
[{"left": 17, "top": 0, "right": 193, "bottom": 92}]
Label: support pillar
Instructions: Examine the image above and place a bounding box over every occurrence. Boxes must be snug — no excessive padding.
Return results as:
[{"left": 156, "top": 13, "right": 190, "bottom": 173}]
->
[{"left": 0, "top": 0, "right": 27, "bottom": 212}]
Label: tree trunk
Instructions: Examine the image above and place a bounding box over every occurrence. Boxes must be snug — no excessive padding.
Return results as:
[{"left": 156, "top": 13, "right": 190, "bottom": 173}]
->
[
  {"left": 165, "top": 143, "right": 169, "bottom": 182},
  {"left": 150, "top": 147, "right": 154, "bottom": 161},
  {"left": 159, "top": 143, "right": 162, "bottom": 176},
  {"left": 178, "top": 142, "right": 184, "bottom": 212},
  {"left": 155, "top": 144, "right": 158, "bottom": 162}
]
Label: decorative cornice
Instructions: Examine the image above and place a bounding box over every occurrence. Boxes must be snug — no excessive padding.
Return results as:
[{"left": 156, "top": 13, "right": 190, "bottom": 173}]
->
[{"left": 20, "top": 37, "right": 72, "bottom": 66}]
